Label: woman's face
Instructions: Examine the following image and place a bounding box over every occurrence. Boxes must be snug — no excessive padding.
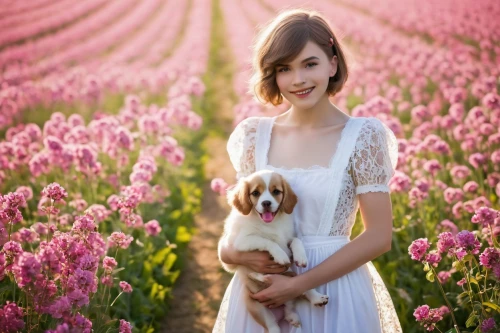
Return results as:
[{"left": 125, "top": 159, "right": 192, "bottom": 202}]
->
[{"left": 275, "top": 40, "right": 337, "bottom": 109}]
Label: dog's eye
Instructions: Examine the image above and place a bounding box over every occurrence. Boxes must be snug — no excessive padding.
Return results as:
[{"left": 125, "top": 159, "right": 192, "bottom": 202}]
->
[
  {"left": 273, "top": 189, "right": 281, "bottom": 195},
  {"left": 251, "top": 191, "right": 260, "bottom": 196}
]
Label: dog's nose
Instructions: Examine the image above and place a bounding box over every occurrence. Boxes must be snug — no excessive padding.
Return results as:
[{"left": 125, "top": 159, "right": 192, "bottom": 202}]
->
[{"left": 262, "top": 200, "right": 271, "bottom": 208}]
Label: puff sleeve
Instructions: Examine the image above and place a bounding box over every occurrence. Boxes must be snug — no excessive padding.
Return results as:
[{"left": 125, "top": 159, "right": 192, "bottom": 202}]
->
[
  {"left": 226, "top": 117, "right": 260, "bottom": 181},
  {"left": 351, "top": 117, "right": 399, "bottom": 195}
]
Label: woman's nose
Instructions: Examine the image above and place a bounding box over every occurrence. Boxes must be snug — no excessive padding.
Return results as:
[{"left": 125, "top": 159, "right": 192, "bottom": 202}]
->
[{"left": 292, "top": 70, "right": 306, "bottom": 86}]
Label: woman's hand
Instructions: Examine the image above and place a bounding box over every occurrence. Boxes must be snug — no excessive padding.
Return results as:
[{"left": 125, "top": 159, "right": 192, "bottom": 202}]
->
[
  {"left": 239, "top": 250, "right": 289, "bottom": 274},
  {"left": 249, "top": 274, "right": 304, "bottom": 308},
  {"left": 219, "top": 242, "right": 288, "bottom": 274}
]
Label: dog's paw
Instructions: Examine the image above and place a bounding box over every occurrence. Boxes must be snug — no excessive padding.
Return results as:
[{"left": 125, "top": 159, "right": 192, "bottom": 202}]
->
[
  {"left": 248, "top": 272, "right": 268, "bottom": 284},
  {"left": 293, "top": 252, "right": 307, "bottom": 268},
  {"left": 304, "top": 290, "right": 329, "bottom": 307},
  {"left": 270, "top": 251, "right": 291, "bottom": 265},
  {"left": 312, "top": 294, "right": 329, "bottom": 307},
  {"left": 285, "top": 312, "right": 301, "bottom": 327}
]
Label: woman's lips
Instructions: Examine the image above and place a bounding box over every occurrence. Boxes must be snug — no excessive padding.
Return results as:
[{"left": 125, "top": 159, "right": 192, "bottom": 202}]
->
[{"left": 291, "top": 87, "right": 315, "bottom": 98}]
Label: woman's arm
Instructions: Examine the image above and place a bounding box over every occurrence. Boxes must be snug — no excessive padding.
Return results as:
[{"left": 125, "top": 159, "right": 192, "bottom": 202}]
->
[
  {"left": 218, "top": 235, "right": 289, "bottom": 274},
  {"left": 292, "top": 191, "right": 393, "bottom": 292}
]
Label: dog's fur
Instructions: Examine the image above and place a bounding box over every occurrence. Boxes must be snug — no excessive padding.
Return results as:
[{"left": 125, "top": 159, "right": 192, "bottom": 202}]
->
[{"left": 218, "top": 170, "right": 329, "bottom": 333}]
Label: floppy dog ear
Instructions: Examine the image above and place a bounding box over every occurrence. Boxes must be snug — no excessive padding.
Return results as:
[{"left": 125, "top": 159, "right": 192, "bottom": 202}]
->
[
  {"left": 227, "top": 180, "right": 253, "bottom": 215},
  {"left": 281, "top": 178, "right": 297, "bottom": 214}
]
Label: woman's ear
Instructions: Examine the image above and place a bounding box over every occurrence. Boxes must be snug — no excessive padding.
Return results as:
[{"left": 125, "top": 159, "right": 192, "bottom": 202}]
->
[
  {"left": 228, "top": 180, "right": 253, "bottom": 215},
  {"left": 329, "top": 55, "right": 338, "bottom": 77},
  {"left": 281, "top": 179, "right": 298, "bottom": 214}
]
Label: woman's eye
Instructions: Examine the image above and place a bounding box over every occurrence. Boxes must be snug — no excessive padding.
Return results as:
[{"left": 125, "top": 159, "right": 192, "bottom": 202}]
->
[
  {"left": 306, "top": 62, "right": 318, "bottom": 68},
  {"left": 277, "top": 67, "right": 289, "bottom": 73}
]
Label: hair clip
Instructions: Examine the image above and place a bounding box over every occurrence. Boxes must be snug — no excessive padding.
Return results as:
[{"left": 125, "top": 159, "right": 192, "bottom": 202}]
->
[{"left": 328, "top": 37, "right": 334, "bottom": 47}]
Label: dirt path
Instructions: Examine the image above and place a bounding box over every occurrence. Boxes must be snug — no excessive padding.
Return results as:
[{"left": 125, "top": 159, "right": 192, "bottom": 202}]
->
[
  {"left": 162, "top": 0, "right": 237, "bottom": 329},
  {"left": 161, "top": 135, "right": 235, "bottom": 333}
]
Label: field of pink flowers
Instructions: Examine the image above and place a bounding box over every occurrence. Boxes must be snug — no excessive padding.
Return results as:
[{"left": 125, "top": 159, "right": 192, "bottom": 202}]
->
[
  {"left": 1, "top": 0, "right": 210, "bottom": 331},
  {"left": 1, "top": 0, "right": 500, "bottom": 332}
]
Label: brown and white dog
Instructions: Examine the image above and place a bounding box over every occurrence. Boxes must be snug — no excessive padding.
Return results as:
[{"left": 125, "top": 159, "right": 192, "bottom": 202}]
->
[{"left": 218, "top": 170, "right": 329, "bottom": 333}]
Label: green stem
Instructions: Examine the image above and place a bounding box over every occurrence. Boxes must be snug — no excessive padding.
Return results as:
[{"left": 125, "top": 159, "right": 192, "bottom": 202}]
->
[
  {"left": 431, "top": 267, "right": 461, "bottom": 333},
  {"left": 110, "top": 291, "right": 123, "bottom": 307}
]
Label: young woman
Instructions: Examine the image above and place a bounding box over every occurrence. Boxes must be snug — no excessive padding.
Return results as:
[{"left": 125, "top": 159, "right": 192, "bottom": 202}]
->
[{"left": 214, "top": 8, "right": 402, "bottom": 333}]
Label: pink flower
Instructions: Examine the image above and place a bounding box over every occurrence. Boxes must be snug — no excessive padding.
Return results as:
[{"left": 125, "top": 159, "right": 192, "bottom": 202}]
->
[
  {"left": 468, "top": 153, "right": 488, "bottom": 169},
  {"left": 457, "top": 278, "right": 467, "bottom": 286},
  {"left": 443, "top": 187, "right": 464, "bottom": 204},
  {"left": 472, "top": 207, "right": 499, "bottom": 227},
  {"left": 15, "top": 186, "right": 32, "bottom": 203},
  {"left": 72, "top": 313, "right": 92, "bottom": 332},
  {"left": 389, "top": 171, "right": 412, "bottom": 193},
  {"left": 413, "top": 305, "right": 443, "bottom": 331},
  {"left": 103, "top": 256, "right": 118, "bottom": 272},
  {"left": 67, "top": 289, "right": 90, "bottom": 307},
  {"left": 450, "top": 165, "right": 470, "bottom": 180},
  {"left": 48, "top": 296, "right": 71, "bottom": 319},
  {"left": 437, "top": 271, "right": 451, "bottom": 284},
  {"left": 425, "top": 251, "right": 442, "bottom": 267},
  {"left": 463, "top": 181, "right": 479, "bottom": 193},
  {"left": 408, "top": 238, "right": 431, "bottom": 261},
  {"left": 423, "top": 160, "right": 442, "bottom": 176},
  {"left": 437, "top": 232, "right": 456, "bottom": 254},
  {"left": 69, "top": 198, "right": 88, "bottom": 212},
  {"left": 42, "top": 183, "right": 68, "bottom": 202},
  {"left": 3, "top": 192, "right": 26, "bottom": 210},
  {"left": 119, "top": 319, "right": 133, "bottom": 333},
  {"left": 68, "top": 268, "right": 97, "bottom": 294},
  {"left": 456, "top": 230, "right": 481, "bottom": 255},
  {"left": 144, "top": 220, "right": 162, "bottom": 236},
  {"left": 108, "top": 232, "right": 133, "bottom": 249},
  {"left": 18, "top": 228, "right": 39, "bottom": 244},
  {"left": 72, "top": 213, "right": 97, "bottom": 233},
  {"left": 481, "top": 318, "right": 496, "bottom": 332},
  {"left": 119, "top": 281, "right": 133, "bottom": 293},
  {"left": 0, "top": 302, "right": 25, "bottom": 332},
  {"left": 3, "top": 241, "right": 23, "bottom": 260},
  {"left": 479, "top": 248, "right": 500, "bottom": 269},
  {"left": 437, "top": 306, "right": 450, "bottom": 316},
  {"left": 12, "top": 252, "right": 41, "bottom": 288},
  {"left": 101, "top": 275, "right": 113, "bottom": 287},
  {"left": 438, "top": 220, "right": 458, "bottom": 235}
]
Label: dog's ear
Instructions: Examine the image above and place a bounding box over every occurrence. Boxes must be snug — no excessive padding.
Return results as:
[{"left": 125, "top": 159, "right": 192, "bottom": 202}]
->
[
  {"left": 228, "top": 180, "right": 253, "bottom": 215},
  {"left": 281, "top": 178, "right": 297, "bottom": 214}
]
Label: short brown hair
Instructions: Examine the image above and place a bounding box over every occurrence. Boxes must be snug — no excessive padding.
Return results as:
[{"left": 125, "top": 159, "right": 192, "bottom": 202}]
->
[{"left": 249, "top": 9, "right": 349, "bottom": 106}]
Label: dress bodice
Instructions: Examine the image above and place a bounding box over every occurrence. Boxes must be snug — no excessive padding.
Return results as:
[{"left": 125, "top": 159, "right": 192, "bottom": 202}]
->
[{"left": 226, "top": 115, "right": 398, "bottom": 237}]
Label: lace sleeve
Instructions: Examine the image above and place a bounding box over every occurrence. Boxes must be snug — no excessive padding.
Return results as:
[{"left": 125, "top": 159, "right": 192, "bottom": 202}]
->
[
  {"left": 226, "top": 117, "right": 260, "bottom": 181},
  {"left": 352, "top": 117, "right": 398, "bottom": 195}
]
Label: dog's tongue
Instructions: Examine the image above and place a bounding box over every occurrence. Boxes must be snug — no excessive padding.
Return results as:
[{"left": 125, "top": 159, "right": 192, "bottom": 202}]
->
[{"left": 262, "top": 212, "right": 274, "bottom": 223}]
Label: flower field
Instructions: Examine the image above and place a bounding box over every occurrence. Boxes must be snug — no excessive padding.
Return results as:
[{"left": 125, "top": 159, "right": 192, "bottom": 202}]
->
[{"left": 1, "top": 0, "right": 499, "bottom": 332}]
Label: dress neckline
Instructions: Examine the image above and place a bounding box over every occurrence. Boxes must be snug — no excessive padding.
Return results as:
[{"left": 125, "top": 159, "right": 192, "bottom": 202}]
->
[{"left": 264, "top": 115, "right": 354, "bottom": 172}]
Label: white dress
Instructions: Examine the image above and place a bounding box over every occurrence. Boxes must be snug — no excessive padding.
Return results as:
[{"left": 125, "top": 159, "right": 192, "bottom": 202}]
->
[{"left": 214, "top": 115, "right": 403, "bottom": 333}]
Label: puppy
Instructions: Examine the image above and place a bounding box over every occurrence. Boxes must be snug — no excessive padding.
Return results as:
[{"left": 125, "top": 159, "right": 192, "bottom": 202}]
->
[{"left": 218, "top": 170, "right": 329, "bottom": 333}]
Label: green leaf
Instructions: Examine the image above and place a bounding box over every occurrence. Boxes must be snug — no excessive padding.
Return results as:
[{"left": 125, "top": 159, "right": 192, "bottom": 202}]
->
[
  {"left": 483, "top": 301, "right": 500, "bottom": 312},
  {"left": 465, "top": 313, "right": 478, "bottom": 327},
  {"left": 463, "top": 254, "right": 474, "bottom": 261},
  {"left": 453, "top": 261, "right": 465, "bottom": 271},
  {"left": 423, "top": 262, "right": 430, "bottom": 272},
  {"left": 469, "top": 277, "right": 479, "bottom": 286},
  {"left": 162, "top": 252, "right": 178, "bottom": 274},
  {"left": 426, "top": 270, "right": 435, "bottom": 282},
  {"left": 445, "top": 329, "right": 457, "bottom": 333},
  {"left": 175, "top": 226, "right": 192, "bottom": 243},
  {"left": 152, "top": 247, "right": 172, "bottom": 265}
]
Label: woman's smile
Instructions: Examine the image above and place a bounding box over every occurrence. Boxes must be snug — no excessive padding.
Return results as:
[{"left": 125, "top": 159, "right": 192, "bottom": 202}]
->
[{"left": 290, "top": 87, "right": 315, "bottom": 98}]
